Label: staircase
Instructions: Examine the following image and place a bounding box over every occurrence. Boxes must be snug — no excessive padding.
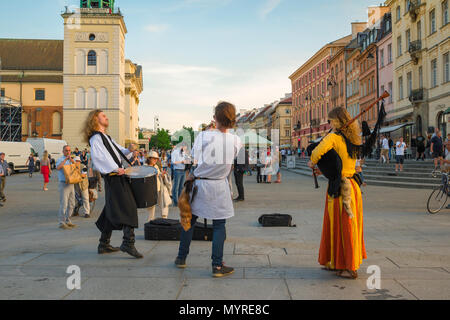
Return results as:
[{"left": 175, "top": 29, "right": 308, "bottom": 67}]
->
[{"left": 282, "top": 156, "right": 440, "bottom": 189}]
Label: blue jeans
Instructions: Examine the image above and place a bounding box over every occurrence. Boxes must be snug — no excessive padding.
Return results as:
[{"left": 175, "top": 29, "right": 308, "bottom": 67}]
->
[
  {"left": 172, "top": 169, "right": 185, "bottom": 206},
  {"left": 177, "top": 215, "right": 226, "bottom": 267}
]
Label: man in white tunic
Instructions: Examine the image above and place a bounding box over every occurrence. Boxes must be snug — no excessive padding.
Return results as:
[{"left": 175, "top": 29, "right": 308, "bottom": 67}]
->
[
  {"left": 83, "top": 110, "right": 143, "bottom": 259},
  {"left": 174, "top": 102, "right": 242, "bottom": 278}
]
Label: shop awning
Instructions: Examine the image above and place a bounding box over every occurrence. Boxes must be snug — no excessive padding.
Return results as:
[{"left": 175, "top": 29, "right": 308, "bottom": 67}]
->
[
  {"left": 443, "top": 107, "right": 450, "bottom": 115},
  {"left": 379, "top": 122, "right": 414, "bottom": 134}
]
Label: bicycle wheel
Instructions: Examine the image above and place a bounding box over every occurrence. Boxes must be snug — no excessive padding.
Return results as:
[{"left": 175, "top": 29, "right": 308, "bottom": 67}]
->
[{"left": 427, "top": 187, "right": 448, "bottom": 214}]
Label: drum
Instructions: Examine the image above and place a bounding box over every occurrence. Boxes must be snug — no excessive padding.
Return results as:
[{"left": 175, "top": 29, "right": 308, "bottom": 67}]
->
[{"left": 125, "top": 166, "right": 158, "bottom": 209}]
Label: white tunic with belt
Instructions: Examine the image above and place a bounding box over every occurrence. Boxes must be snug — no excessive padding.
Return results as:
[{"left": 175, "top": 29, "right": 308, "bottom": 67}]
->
[{"left": 191, "top": 130, "right": 242, "bottom": 220}]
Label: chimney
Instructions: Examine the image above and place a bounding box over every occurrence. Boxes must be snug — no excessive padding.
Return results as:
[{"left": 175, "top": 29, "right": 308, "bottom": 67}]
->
[{"left": 351, "top": 22, "right": 367, "bottom": 39}]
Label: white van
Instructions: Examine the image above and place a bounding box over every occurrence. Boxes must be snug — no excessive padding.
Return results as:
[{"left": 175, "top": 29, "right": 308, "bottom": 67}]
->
[
  {"left": 27, "top": 138, "right": 67, "bottom": 169},
  {"left": 0, "top": 142, "right": 36, "bottom": 173}
]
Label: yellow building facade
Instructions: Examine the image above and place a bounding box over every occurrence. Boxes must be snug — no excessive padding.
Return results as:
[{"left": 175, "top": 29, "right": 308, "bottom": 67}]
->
[{"left": 386, "top": 0, "right": 449, "bottom": 136}]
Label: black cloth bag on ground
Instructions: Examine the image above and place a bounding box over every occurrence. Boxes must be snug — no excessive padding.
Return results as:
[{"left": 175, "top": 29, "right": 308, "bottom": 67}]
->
[
  {"left": 144, "top": 218, "right": 213, "bottom": 241},
  {"left": 258, "top": 214, "right": 296, "bottom": 227}
]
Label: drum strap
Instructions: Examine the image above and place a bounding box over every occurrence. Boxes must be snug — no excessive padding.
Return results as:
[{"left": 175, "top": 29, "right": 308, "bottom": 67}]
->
[{"left": 92, "top": 132, "right": 132, "bottom": 170}]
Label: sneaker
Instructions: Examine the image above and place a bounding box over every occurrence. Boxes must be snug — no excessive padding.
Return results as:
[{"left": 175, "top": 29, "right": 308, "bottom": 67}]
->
[
  {"left": 212, "top": 264, "right": 234, "bottom": 278},
  {"left": 66, "top": 222, "right": 77, "bottom": 228},
  {"left": 174, "top": 257, "right": 187, "bottom": 269},
  {"left": 59, "top": 223, "right": 71, "bottom": 230},
  {"left": 84, "top": 214, "right": 91, "bottom": 219}
]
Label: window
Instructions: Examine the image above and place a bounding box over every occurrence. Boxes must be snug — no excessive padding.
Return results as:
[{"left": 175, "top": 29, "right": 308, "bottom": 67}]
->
[
  {"left": 313, "top": 69, "right": 316, "bottom": 79},
  {"left": 381, "top": 85, "right": 385, "bottom": 94},
  {"left": 380, "top": 49, "right": 385, "bottom": 67},
  {"left": 368, "top": 79, "right": 371, "bottom": 94},
  {"left": 444, "top": 53, "right": 449, "bottom": 83},
  {"left": 0, "top": 88, "right": 4, "bottom": 97},
  {"left": 285, "top": 130, "right": 290, "bottom": 137},
  {"left": 430, "top": 9, "right": 436, "bottom": 34},
  {"left": 396, "top": 6, "right": 401, "bottom": 21},
  {"left": 35, "top": 89, "right": 45, "bottom": 101},
  {"left": 431, "top": 59, "right": 438, "bottom": 87},
  {"left": 52, "top": 112, "right": 62, "bottom": 135},
  {"left": 417, "top": 20, "right": 422, "bottom": 40},
  {"left": 88, "top": 50, "right": 97, "bottom": 66},
  {"left": 399, "top": 76, "right": 404, "bottom": 100},
  {"left": 443, "top": 0, "right": 449, "bottom": 26},
  {"left": 340, "top": 80, "right": 344, "bottom": 97},
  {"left": 397, "top": 36, "right": 402, "bottom": 56},
  {"left": 322, "top": 63, "right": 325, "bottom": 73},
  {"left": 388, "top": 44, "right": 393, "bottom": 63},
  {"left": 419, "top": 66, "right": 423, "bottom": 87},
  {"left": 388, "top": 82, "right": 393, "bottom": 103},
  {"left": 406, "top": 29, "right": 411, "bottom": 51},
  {"left": 407, "top": 72, "right": 412, "bottom": 96}
]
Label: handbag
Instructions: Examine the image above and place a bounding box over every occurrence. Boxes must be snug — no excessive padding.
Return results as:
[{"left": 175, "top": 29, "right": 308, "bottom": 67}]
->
[{"left": 62, "top": 162, "right": 82, "bottom": 184}]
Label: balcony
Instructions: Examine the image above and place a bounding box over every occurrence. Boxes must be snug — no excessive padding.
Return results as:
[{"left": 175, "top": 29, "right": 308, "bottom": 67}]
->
[
  {"left": 408, "top": 40, "right": 422, "bottom": 64},
  {"left": 310, "top": 119, "right": 320, "bottom": 128},
  {"left": 409, "top": 88, "right": 426, "bottom": 104},
  {"left": 295, "top": 121, "right": 301, "bottom": 130},
  {"left": 408, "top": 0, "right": 425, "bottom": 22}
]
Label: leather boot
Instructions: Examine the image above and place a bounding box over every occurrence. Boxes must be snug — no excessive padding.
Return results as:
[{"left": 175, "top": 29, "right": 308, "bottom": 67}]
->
[
  {"left": 98, "top": 230, "right": 120, "bottom": 254},
  {"left": 120, "top": 226, "right": 143, "bottom": 259}
]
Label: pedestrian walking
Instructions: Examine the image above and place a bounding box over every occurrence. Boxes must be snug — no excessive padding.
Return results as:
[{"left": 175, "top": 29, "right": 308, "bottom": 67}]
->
[
  {"left": 256, "top": 151, "right": 263, "bottom": 183},
  {"left": 233, "top": 147, "right": 248, "bottom": 201},
  {"left": 26, "top": 153, "right": 35, "bottom": 178},
  {"left": 431, "top": 129, "right": 444, "bottom": 173},
  {"left": 273, "top": 147, "right": 281, "bottom": 183},
  {"left": 380, "top": 135, "right": 390, "bottom": 164},
  {"left": 40, "top": 151, "right": 52, "bottom": 191},
  {"left": 262, "top": 150, "right": 272, "bottom": 183},
  {"left": 73, "top": 156, "right": 90, "bottom": 218},
  {"left": 171, "top": 145, "right": 186, "bottom": 207},
  {"left": 175, "top": 101, "right": 242, "bottom": 278},
  {"left": 56, "top": 146, "right": 77, "bottom": 230},
  {"left": 146, "top": 151, "right": 172, "bottom": 222},
  {"left": 395, "top": 137, "right": 407, "bottom": 173},
  {"left": 416, "top": 134, "right": 426, "bottom": 161},
  {"left": 0, "top": 153, "right": 9, "bottom": 204}
]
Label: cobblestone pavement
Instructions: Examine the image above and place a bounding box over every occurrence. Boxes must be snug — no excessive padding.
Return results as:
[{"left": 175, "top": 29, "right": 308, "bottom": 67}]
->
[{"left": 0, "top": 170, "right": 449, "bottom": 300}]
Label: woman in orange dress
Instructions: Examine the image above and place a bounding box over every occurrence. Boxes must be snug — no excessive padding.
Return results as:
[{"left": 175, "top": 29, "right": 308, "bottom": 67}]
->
[{"left": 308, "top": 107, "right": 367, "bottom": 279}]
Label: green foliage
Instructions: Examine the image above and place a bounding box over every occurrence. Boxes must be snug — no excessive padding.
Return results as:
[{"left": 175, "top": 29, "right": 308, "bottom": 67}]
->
[
  {"left": 149, "top": 129, "right": 172, "bottom": 150},
  {"left": 138, "top": 131, "right": 144, "bottom": 140}
]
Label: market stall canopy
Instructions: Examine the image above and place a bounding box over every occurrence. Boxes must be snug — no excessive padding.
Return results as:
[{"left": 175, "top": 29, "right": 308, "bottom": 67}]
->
[{"left": 379, "top": 122, "right": 414, "bottom": 134}]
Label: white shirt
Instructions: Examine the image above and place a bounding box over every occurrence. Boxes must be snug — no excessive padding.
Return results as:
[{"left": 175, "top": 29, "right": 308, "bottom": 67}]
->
[
  {"left": 191, "top": 130, "right": 242, "bottom": 220},
  {"left": 89, "top": 133, "right": 132, "bottom": 175},
  {"left": 382, "top": 138, "right": 389, "bottom": 150},
  {"left": 396, "top": 141, "right": 406, "bottom": 156},
  {"left": 171, "top": 148, "right": 185, "bottom": 170}
]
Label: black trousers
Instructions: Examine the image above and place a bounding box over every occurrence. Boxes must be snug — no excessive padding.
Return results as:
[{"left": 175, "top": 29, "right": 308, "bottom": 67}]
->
[
  {"left": 234, "top": 170, "right": 244, "bottom": 200},
  {"left": 256, "top": 167, "right": 262, "bottom": 183}
]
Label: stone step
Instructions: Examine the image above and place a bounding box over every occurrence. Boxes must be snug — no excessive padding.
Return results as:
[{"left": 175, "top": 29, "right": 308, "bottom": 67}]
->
[
  {"left": 363, "top": 179, "right": 439, "bottom": 189},
  {"left": 363, "top": 173, "right": 440, "bottom": 184},
  {"left": 361, "top": 170, "right": 437, "bottom": 178}
]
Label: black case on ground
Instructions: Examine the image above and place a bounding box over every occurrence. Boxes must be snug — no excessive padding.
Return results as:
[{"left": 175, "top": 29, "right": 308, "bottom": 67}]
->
[
  {"left": 258, "top": 214, "right": 296, "bottom": 227},
  {"left": 144, "top": 218, "right": 213, "bottom": 241}
]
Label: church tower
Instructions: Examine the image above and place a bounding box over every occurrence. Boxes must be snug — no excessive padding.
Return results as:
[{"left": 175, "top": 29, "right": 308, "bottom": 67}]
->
[{"left": 61, "top": 0, "right": 127, "bottom": 147}]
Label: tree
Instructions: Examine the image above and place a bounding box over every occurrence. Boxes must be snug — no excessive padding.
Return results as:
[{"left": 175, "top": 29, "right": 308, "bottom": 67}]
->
[
  {"left": 138, "top": 131, "right": 144, "bottom": 140},
  {"left": 149, "top": 129, "right": 172, "bottom": 150}
]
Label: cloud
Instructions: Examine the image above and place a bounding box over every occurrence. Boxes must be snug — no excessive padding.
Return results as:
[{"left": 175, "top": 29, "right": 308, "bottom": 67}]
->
[
  {"left": 138, "top": 61, "right": 291, "bottom": 132},
  {"left": 145, "top": 24, "right": 169, "bottom": 33},
  {"left": 259, "top": 0, "right": 282, "bottom": 19}
]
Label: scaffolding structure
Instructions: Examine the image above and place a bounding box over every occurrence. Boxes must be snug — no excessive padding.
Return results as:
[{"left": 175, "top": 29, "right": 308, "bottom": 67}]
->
[{"left": 0, "top": 96, "right": 22, "bottom": 142}]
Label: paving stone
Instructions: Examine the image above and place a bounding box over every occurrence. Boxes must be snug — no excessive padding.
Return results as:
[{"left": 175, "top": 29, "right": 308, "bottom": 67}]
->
[
  {"left": 65, "top": 277, "right": 183, "bottom": 300},
  {"left": 396, "top": 280, "right": 450, "bottom": 300},
  {"left": 234, "top": 244, "right": 286, "bottom": 255},
  {"left": 286, "top": 279, "right": 417, "bottom": 300},
  {"left": 0, "top": 276, "right": 70, "bottom": 300},
  {"left": 183, "top": 267, "right": 244, "bottom": 279},
  {"left": 178, "top": 279, "right": 291, "bottom": 300},
  {"left": 0, "top": 253, "right": 43, "bottom": 266}
]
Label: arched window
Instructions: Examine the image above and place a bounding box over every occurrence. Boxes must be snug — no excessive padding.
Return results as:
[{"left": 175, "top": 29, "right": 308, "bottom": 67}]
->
[
  {"left": 88, "top": 88, "right": 97, "bottom": 109},
  {"left": 22, "top": 112, "right": 28, "bottom": 136},
  {"left": 99, "top": 87, "right": 108, "bottom": 109},
  {"left": 88, "top": 50, "right": 97, "bottom": 66},
  {"left": 75, "top": 87, "right": 86, "bottom": 108},
  {"left": 52, "top": 112, "right": 62, "bottom": 135}
]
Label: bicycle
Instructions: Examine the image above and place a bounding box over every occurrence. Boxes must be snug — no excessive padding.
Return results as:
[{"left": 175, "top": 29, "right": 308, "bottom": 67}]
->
[{"left": 427, "top": 171, "right": 449, "bottom": 214}]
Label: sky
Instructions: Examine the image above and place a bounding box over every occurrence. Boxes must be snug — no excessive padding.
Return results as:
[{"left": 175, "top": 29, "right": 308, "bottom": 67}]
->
[{"left": 0, "top": 0, "right": 380, "bottom": 133}]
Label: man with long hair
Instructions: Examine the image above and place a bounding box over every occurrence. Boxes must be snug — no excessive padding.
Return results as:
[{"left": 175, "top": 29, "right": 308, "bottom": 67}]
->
[{"left": 82, "top": 110, "right": 143, "bottom": 259}]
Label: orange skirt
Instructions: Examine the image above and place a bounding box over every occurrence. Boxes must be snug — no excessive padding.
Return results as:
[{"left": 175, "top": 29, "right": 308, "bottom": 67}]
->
[{"left": 318, "top": 178, "right": 367, "bottom": 271}]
